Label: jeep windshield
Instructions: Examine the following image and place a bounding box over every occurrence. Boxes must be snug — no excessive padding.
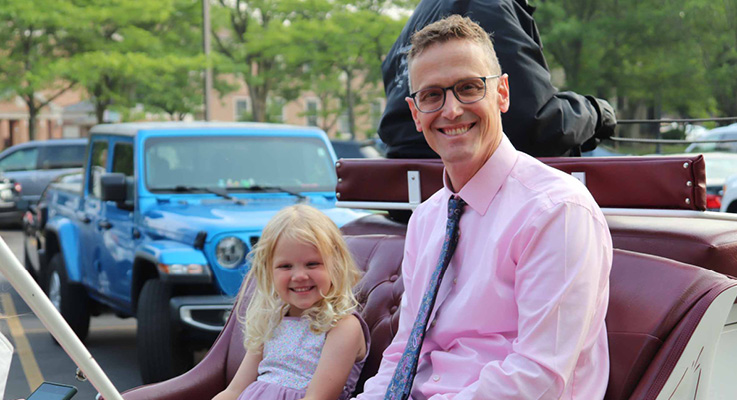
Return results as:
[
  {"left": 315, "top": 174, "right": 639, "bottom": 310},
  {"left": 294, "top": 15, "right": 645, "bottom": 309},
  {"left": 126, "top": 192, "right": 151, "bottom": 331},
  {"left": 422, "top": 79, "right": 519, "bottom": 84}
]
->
[{"left": 144, "top": 135, "right": 337, "bottom": 193}]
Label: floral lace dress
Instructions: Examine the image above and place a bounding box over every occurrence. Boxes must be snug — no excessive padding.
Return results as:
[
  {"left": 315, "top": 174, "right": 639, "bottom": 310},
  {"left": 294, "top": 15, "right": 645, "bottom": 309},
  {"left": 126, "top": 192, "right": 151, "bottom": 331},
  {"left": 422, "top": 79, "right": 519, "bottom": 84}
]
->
[{"left": 238, "top": 313, "right": 370, "bottom": 400}]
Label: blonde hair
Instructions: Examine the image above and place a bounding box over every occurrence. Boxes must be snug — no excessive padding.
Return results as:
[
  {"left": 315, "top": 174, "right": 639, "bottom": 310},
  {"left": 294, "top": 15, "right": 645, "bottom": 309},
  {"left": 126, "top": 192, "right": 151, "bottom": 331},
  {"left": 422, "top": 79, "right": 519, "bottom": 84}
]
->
[
  {"left": 237, "top": 204, "right": 361, "bottom": 352},
  {"left": 407, "top": 15, "right": 502, "bottom": 91}
]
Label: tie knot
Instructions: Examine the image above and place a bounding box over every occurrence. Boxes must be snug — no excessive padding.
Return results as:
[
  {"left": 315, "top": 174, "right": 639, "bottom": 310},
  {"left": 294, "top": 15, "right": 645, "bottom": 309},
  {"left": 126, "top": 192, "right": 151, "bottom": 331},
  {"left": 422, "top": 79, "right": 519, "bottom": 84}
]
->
[{"left": 448, "top": 196, "right": 466, "bottom": 218}]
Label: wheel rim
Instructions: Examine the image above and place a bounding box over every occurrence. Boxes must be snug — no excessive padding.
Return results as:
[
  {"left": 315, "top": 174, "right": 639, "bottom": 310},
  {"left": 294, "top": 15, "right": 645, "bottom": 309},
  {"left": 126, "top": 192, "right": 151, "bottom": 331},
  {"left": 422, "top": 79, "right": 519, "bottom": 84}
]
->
[{"left": 48, "top": 271, "right": 61, "bottom": 311}]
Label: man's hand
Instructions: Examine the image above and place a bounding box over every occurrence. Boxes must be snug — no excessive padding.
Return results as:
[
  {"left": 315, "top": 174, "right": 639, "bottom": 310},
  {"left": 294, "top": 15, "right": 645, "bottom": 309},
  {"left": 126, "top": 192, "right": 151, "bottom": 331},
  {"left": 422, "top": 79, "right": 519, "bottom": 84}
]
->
[{"left": 587, "top": 96, "right": 617, "bottom": 140}]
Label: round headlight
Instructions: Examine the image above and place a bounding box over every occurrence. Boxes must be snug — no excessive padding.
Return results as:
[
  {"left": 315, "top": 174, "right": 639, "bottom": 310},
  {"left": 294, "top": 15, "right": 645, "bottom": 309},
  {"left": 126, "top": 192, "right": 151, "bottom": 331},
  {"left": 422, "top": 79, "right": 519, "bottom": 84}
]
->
[{"left": 216, "top": 236, "right": 246, "bottom": 269}]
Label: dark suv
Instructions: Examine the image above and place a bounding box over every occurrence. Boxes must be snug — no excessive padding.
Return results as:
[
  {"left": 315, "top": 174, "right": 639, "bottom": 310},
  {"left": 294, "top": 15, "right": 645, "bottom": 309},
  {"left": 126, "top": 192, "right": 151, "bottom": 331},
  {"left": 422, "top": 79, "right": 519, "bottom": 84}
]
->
[{"left": 0, "top": 139, "right": 87, "bottom": 224}]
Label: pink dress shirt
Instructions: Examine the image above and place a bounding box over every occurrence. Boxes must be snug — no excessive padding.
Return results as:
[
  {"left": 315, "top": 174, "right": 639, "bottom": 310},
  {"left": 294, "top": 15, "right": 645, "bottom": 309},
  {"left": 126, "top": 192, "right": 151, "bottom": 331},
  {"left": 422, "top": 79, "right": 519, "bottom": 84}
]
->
[{"left": 356, "top": 136, "right": 612, "bottom": 399}]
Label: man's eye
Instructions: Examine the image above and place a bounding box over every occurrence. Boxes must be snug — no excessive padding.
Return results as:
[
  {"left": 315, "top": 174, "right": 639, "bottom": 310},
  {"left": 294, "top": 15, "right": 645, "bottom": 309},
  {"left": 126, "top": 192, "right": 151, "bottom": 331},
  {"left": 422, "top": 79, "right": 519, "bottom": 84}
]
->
[
  {"left": 419, "top": 90, "right": 442, "bottom": 102},
  {"left": 457, "top": 82, "right": 483, "bottom": 94}
]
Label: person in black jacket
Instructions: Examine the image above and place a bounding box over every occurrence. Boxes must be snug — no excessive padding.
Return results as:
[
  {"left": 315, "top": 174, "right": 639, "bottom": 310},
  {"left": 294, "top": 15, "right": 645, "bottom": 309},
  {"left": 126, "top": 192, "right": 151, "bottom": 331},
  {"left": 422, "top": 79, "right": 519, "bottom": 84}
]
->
[{"left": 379, "top": 0, "right": 616, "bottom": 158}]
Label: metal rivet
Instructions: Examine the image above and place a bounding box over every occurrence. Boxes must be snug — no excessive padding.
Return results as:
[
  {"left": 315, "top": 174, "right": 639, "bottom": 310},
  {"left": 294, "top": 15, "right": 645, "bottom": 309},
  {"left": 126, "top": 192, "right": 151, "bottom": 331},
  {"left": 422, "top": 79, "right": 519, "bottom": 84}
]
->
[
  {"left": 686, "top": 181, "right": 692, "bottom": 187},
  {"left": 336, "top": 192, "right": 341, "bottom": 198},
  {"left": 338, "top": 178, "right": 343, "bottom": 183},
  {"left": 336, "top": 162, "right": 341, "bottom": 168},
  {"left": 683, "top": 162, "right": 689, "bottom": 169},
  {"left": 685, "top": 198, "right": 691, "bottom": 204}
]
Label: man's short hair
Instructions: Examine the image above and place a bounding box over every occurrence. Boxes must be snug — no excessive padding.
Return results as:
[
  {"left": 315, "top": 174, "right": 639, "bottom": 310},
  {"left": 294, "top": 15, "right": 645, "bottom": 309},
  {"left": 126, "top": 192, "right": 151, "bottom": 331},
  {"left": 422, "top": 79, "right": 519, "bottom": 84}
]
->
[{"left": 407, "top": 15, "right": 502, "bottom": 91}]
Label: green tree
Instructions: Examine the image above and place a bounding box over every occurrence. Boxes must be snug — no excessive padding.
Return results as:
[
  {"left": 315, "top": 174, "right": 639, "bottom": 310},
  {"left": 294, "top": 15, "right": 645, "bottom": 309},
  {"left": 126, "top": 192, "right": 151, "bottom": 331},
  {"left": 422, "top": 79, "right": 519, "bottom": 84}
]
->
[
  {"left": 286, "top": 5, "right": 406, "bottom": 136},
  {"left": 683, "top": 0, "right": 737, "bottom": 120},
  {"left": 534, "top": 0, "right": 714, "bottom": 126},
  {"left": 63, "top": 0, "right": 206, "bottom": 123},
  {"left": 0, "top": 0, "right": 81, "bottom": 140}
]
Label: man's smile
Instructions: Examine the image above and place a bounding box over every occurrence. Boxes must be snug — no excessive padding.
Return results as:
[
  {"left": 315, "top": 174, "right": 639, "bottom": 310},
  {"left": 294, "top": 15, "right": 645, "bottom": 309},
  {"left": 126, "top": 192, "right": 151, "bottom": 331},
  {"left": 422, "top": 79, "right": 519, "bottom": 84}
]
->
[{"left": 439, "top": 123, "right": 475, "bottom": 136}]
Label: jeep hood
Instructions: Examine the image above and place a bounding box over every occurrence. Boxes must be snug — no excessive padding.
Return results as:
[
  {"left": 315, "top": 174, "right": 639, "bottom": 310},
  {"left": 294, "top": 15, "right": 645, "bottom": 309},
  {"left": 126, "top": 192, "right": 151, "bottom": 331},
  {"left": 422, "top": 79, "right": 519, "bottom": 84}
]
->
[{"left": 141, "top": 199, "right": 364, "bottom": 243}]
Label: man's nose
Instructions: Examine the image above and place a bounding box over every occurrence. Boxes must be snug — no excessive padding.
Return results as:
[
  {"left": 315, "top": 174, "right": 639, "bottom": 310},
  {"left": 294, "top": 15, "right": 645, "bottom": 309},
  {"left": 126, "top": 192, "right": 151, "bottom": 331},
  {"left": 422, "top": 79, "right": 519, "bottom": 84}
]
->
[{"left": 441, "top": 89, "right": 463, "bottom": 119}]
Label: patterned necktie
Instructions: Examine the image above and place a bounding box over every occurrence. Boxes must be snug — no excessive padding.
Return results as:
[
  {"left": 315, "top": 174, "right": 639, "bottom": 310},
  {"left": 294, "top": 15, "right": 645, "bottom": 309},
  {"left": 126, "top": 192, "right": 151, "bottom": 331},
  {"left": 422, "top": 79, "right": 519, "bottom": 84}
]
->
[{"left": 385, "top": 196, "right": 466, "bottom": 400}]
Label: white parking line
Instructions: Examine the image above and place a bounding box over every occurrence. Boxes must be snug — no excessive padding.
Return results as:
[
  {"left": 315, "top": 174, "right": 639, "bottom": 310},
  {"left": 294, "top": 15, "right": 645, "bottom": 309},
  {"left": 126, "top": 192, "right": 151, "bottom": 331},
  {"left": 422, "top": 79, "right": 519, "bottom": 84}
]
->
[{"left": 1, "top": 293, "right": 43, "bottom": 391}]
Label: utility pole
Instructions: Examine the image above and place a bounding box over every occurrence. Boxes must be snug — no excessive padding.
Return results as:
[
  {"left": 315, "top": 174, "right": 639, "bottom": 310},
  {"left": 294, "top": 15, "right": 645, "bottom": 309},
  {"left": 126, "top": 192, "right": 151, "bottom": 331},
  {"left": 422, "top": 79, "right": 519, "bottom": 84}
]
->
[{"left": 203, "top": 0, "right": 213, "bottom": 121}]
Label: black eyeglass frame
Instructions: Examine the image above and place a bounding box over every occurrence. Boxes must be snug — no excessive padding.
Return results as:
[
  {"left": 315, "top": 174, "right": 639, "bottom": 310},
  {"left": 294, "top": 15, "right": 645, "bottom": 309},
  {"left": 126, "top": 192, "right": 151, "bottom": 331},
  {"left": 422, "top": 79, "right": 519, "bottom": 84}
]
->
[{"left": 408, "top": 74, "right": 503, "bottom": 113}]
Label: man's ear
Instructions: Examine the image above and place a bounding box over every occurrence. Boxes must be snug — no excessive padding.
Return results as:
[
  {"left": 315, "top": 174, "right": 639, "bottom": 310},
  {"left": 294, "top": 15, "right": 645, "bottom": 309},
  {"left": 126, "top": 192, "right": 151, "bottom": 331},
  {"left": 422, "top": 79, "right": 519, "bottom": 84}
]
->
[
  {"left": 406, "top": 97, "right": 423, "bottom": 132},
  {"left": 497, "top": 74, "right": 510, "bottom": 113}
]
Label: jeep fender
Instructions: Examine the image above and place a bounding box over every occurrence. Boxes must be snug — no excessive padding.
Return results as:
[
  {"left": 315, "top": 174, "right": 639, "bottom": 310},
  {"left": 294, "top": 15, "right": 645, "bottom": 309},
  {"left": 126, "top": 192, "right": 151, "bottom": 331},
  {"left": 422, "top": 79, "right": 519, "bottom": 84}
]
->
[
  {"left": 132, "top": 240, "right": 212, "bottom": 309},
  {"left": 45, "top": 217, "right": 82, "bottom": 283}
]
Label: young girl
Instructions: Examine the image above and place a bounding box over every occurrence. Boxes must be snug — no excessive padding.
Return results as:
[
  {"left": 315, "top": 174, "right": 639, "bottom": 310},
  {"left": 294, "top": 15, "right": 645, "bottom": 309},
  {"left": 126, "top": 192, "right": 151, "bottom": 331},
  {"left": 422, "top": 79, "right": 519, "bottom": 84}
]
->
[{"left": 213, "top": 205, "right": 368, "bottom": 400}]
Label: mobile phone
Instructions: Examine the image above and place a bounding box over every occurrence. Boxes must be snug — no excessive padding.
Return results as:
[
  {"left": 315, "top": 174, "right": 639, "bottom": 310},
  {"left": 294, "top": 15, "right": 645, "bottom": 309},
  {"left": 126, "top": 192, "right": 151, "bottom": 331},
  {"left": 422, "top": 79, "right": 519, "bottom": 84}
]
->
[{"left": 27, "top": 382, "right": 78, "bottom": 400}]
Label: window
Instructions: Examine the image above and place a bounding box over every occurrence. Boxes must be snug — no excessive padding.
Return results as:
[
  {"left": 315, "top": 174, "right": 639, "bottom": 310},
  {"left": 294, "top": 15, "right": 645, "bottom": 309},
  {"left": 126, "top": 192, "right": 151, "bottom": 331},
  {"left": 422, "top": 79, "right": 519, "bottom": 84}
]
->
[
  {"left": 89, "top": 141, "right": 109, "bottom": 198},
  {"left": 235, "top": 98, "right": 251, "bottom": 121},
  {"left": 306, "top": 99, "right": 319, "bottom": 127},
  {"left": 0, "top": 148, "right": 38, "bottom": 172},
  {"left": 39, "top": 144, "right": 86, "bottom": 170},
  {"left": 112, "top": 143, "right": 134, "bottom": 177},
  {"left": 112, "top": 142, "right": 135, "bottom": 206},
  {"left": 145, "top": 136, "right": 336, "bottom": 192}
]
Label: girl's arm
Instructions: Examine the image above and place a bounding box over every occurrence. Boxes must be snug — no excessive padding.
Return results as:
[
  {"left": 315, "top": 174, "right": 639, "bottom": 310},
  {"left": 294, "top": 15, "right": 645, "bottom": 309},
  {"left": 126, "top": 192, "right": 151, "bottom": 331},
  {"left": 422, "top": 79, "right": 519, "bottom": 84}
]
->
[
  {"left": 302, "top": 314, "right": 367, "bottom": 400},
  {"left": 212, "top": 348, "right": 263, "bottom": 400}
]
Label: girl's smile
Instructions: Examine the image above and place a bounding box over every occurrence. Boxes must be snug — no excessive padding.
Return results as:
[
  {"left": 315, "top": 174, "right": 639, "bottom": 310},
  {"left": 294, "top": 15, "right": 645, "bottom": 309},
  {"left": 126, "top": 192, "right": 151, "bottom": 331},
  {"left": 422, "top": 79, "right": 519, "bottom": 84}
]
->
[{"left": 272, "top": 235, "right": 332, "bottom": 317}]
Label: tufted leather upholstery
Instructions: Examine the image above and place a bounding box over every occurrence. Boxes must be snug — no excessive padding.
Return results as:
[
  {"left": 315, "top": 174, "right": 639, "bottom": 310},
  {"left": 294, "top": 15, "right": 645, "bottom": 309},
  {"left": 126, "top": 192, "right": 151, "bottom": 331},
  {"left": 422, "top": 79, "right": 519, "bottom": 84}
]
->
[{"left": 122, "top": 232, "right": 736, "bottom": 400}]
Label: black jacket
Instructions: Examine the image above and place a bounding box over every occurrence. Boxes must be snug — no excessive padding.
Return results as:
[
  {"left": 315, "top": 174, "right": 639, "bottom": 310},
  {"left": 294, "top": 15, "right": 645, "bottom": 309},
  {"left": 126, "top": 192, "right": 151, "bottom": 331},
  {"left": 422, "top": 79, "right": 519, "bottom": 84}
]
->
[{"left": 378, "top": 0, "right": 611, "bottom": 158}]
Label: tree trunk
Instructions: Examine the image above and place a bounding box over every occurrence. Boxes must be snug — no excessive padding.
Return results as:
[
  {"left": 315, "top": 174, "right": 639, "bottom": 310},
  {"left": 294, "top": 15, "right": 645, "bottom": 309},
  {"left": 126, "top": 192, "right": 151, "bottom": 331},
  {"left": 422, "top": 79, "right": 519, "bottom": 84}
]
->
[
  {"left": 24, "top": 96, "right": 39, "bottom": 141},
  {"left": 95, "top": 103, "right": 106, "bottom": 124}
]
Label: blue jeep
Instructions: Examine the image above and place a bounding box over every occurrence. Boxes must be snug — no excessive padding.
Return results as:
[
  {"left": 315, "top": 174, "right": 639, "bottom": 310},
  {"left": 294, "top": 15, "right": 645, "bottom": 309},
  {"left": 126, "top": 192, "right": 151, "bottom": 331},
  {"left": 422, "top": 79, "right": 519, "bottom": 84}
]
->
[{"left": 27, "top": 122, "right": 365, "bottom": 383}]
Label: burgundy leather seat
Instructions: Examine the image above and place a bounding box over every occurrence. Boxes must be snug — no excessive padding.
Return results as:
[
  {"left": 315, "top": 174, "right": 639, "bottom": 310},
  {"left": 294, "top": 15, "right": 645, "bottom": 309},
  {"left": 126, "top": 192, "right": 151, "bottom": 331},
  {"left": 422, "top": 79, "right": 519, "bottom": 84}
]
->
[{"left": 121, "top": 233, "right": 736, "bottom": 400}]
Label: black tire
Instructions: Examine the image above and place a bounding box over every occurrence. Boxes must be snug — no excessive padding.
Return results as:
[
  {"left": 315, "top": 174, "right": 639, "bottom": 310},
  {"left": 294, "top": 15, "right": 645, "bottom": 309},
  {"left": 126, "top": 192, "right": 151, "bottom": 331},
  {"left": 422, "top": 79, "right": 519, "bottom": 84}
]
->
[
  {"left": 137, "top": 279, "right": 193, "bottom": 384},
  {"left": 46, "top": 254, "right": 90, "bottom": 341}
]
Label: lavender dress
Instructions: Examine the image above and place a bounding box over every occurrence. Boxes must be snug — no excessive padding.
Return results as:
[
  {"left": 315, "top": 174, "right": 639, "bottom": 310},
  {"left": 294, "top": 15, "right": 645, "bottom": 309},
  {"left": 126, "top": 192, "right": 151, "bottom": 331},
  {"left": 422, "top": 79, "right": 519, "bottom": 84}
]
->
[{"left": 237, "top": 313, "right": 370, "bottom": 400}]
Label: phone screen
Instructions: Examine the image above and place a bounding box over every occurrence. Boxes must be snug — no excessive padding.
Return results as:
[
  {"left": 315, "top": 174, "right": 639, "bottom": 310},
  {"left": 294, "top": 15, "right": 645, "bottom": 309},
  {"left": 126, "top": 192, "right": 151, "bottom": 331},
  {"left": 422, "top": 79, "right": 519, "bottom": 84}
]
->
[{"left": 27, "top": 382, "right": 78, "bottom": 400}]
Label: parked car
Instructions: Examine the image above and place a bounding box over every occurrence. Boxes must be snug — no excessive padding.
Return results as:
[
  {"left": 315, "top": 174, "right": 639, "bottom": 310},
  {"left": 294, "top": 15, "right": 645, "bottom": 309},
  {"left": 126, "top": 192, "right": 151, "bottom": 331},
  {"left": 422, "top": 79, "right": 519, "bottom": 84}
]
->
[
  {"left": 330, "top": 139, "right": 384, "bottom": 158},
  {"left": 23, "top": 122, "right": 366, "bottom": 384},
  {"left": 0, "top": 139, "right": 87, "bottom": 223},
  {"left": 685, "top": 123, "right": 737, "bottom": 153}
]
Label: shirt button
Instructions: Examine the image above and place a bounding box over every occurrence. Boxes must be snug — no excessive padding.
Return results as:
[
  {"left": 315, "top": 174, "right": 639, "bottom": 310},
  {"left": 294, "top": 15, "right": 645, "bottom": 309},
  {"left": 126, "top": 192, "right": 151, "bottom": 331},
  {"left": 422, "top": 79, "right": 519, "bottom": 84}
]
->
[{"left": 432, "top": 374, "right": 440, "bottom": 382}]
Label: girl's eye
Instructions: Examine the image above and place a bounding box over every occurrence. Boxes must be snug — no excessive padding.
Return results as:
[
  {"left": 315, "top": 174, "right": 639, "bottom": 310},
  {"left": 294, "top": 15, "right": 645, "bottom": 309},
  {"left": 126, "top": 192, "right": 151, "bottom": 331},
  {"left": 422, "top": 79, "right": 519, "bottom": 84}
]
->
[
  {"left": 306, "top": 262, "right": 322, "bottom": 268},
  {"left": 276, "top": 264, "right": 291, "bottom": 270}
]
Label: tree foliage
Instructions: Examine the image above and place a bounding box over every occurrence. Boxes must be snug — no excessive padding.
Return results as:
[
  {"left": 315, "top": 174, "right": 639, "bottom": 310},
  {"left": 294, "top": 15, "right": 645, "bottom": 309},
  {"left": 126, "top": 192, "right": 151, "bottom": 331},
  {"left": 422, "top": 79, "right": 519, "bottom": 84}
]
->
[
  {"left": 534, "top": 0, "right": 736, "bottom": 127},
  {"left": 0, "top": 0, "right": 81, "bottom": 139}
]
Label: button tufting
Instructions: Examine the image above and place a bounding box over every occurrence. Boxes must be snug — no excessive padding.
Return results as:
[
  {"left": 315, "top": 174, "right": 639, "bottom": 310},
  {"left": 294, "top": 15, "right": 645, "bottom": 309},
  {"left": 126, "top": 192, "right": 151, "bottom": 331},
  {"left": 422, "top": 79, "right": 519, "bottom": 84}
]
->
[
  {"left": 389, "top": 275, "right": 398, "bottom": 282},
  {"left": 390, "top": 306, "right": 398, "bottom": 314}
]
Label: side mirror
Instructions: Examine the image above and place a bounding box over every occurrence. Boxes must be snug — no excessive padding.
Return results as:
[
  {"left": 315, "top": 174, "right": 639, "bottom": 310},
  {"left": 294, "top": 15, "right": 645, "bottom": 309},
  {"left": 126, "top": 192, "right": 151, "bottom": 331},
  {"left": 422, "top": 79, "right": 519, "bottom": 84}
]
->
[{"left": 101, "top": 173, "right": 127, "bottom": 203}]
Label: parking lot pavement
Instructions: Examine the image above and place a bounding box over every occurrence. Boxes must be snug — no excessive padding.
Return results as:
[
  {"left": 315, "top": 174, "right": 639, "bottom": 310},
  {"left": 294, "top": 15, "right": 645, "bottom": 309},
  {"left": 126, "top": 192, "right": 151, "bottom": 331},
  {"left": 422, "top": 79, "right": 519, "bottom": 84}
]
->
[{"left": 0, "top": 228, "right": 142, "bottom": 399}]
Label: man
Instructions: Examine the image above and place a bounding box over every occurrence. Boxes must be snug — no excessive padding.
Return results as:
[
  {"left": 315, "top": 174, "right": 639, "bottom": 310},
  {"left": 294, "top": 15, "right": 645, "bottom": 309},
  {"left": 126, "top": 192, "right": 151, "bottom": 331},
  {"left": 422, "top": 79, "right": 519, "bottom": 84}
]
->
[
  {"left": 355, "top": 16, "right": 612, "bottom": 399},
  {"left": 379, "top": 0, "right": 616, "bottom": 158}
]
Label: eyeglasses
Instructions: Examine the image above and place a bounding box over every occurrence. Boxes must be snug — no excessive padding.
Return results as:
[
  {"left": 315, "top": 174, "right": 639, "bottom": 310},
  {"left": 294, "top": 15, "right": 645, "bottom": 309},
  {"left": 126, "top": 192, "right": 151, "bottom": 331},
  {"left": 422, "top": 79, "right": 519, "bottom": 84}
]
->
[{"left": 409, "top": 75, "right": 502, "bottom": 113}]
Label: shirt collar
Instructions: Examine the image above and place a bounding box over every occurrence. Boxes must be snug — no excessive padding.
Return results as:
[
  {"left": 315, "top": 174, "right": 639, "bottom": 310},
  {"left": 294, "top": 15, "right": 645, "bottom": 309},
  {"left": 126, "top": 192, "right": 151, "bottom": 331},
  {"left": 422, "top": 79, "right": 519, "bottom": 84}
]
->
[{"left": 442, "top": 134, "right": 518, "bottom": 216}]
